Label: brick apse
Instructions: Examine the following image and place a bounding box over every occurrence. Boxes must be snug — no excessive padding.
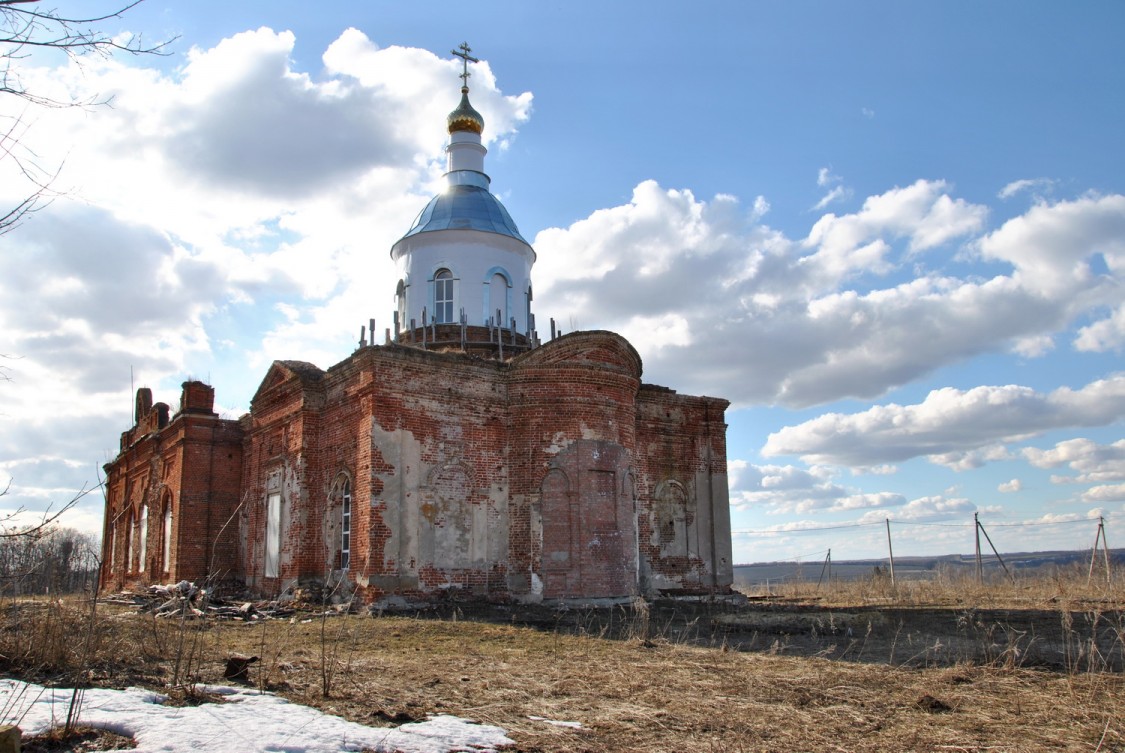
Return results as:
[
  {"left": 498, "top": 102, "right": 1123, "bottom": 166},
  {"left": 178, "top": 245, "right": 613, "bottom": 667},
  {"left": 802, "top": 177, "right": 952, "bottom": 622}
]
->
[{"left": 99, "top": 49, "right": 734, "bottom": 604}]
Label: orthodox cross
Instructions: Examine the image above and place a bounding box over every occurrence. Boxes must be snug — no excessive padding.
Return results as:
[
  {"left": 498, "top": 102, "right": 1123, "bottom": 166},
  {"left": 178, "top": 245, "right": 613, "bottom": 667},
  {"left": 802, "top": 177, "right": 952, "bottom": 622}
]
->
[{"left": 451, "top": 42, "right": 479, "bottom": 87}]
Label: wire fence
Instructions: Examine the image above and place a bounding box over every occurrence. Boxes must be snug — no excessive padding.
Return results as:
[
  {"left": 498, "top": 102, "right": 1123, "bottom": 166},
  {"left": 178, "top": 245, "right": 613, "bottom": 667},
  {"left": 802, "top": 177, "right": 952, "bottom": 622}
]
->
[{"left": 733, "top": 515, "right": 1117, "bottom": 588}]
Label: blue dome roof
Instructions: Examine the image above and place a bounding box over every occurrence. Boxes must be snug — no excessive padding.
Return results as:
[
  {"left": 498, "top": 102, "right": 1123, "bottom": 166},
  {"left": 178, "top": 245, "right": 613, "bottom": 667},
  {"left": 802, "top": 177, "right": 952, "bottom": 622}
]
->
[{"left": 400, "top": 184, "right": 529, "bottom": 245}]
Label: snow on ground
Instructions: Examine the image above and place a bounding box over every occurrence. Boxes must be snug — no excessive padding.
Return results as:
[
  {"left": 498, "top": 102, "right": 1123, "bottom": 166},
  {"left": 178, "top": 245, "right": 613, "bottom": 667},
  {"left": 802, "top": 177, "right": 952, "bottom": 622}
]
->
[
  {"left": 0, "top": 680, "right": 514, "bottom": 753},
  {"left": 527, "top": 716, "right": 582, "bottom": 729}
]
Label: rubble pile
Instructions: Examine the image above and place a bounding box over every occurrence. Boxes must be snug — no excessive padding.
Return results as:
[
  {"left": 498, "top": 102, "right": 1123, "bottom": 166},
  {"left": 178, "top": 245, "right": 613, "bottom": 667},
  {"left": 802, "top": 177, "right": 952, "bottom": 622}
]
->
[{"left": 100, "top": 580, "right": 300, "bottom": 621}]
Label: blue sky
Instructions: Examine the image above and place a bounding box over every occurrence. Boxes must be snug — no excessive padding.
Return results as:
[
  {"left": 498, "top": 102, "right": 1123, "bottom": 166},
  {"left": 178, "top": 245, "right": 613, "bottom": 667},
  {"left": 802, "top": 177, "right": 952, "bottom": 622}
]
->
[{"left": 1, "top": 1, "right": 1123, "bottom": 564}]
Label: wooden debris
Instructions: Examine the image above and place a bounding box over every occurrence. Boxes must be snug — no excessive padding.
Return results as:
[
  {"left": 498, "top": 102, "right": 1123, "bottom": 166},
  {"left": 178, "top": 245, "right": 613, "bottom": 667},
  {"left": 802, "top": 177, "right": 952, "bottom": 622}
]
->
[
  {"left": 223, "top": 653, "right": 260, "bottom": 683},
  {"left": 103, "top": 581, "right": 298, "bottom": 621}
]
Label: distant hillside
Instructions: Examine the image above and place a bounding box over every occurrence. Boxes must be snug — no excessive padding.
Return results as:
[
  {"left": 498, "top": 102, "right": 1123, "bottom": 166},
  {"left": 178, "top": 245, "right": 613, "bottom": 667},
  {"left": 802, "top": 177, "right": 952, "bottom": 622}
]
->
[{"left": 734, "top": 548, "right": 1125, "bottom": 585}]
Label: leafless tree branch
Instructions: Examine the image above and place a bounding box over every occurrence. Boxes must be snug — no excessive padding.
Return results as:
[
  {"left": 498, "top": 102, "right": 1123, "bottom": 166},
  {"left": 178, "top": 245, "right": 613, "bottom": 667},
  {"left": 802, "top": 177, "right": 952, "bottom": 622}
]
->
[
  {"left": 0, "top": 481, "right": 98, "bottom": 539},
  {"left": 0, "top": 0, "right": 174, "bottom": 232}
]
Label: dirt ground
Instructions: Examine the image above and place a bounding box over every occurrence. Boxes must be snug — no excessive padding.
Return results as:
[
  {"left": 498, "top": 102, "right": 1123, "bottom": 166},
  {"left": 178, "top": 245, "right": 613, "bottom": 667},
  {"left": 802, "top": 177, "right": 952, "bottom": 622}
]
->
[
  {"left": 209, "top": 600, "right": 1125, "bottom": 752},
  {"left": 3, "top": 594, "right": 1123, "bottom": 752}
]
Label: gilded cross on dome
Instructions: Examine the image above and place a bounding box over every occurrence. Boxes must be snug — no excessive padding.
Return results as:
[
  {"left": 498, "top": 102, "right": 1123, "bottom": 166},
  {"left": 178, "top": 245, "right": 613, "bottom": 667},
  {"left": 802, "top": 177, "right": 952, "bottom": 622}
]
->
[{"left": 451, "top": 42, "right": 479, "bottom": 88}]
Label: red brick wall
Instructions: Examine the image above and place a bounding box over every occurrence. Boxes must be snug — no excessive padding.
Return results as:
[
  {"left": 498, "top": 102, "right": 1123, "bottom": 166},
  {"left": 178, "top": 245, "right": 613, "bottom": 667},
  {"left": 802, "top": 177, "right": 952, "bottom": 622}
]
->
[
  {"left": 103, "top": 334, "right": 734, "bottom": 603},
  {"left": 508, "top": 332, "right": 643, "bottom": 599},
  {"left": 101, "top": 382, "right": 243, "bottom": 592},
  {"left": 635, "top": 386, "right": 733, "bottom": 593}
]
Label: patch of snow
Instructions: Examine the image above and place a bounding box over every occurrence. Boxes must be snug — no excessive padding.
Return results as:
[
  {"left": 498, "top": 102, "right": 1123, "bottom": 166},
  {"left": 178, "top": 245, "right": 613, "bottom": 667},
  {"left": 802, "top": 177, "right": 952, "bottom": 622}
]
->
[
  {"left": 528, "top": 715, "right": 582, "bottom": 729},
  {"left": 0, "top": 680, "right": 514, "bottom": 753}
]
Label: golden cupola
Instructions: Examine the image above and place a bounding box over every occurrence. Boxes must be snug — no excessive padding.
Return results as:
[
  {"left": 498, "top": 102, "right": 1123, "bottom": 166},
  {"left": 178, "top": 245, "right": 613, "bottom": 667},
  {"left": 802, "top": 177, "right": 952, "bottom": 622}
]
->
[{"left": 447, "top": 86, "right": 484, "bottom": 135}]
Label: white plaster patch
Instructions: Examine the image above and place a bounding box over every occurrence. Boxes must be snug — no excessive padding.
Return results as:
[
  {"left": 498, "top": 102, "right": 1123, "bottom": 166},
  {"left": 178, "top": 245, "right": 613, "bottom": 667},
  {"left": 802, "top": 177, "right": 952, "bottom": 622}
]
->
[
  {"left": 371, "top": 421, "right": 423, "bottom": 572},
  {"left": 543, "top": 431, "right": 570, "bottom": 455}
]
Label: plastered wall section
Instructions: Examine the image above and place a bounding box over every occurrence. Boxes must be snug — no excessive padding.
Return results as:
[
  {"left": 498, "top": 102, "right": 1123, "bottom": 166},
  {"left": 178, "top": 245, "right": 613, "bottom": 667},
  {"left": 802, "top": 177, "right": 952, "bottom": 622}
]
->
[{"left": 238, "top": 349, "right": 513, "bottom": 601}]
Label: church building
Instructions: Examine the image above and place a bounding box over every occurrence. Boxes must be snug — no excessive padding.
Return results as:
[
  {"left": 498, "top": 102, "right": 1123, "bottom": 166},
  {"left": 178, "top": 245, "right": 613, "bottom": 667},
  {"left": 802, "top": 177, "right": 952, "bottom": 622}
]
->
[{"left": 99, "top": 46, "right": 734, "bottom": 604}]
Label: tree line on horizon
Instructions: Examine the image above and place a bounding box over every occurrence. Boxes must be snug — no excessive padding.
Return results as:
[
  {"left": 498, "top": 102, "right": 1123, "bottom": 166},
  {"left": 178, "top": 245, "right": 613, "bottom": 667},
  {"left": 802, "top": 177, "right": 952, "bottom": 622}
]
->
[{"left": 0, "top": 526, "right": 100, "bottom": 596}]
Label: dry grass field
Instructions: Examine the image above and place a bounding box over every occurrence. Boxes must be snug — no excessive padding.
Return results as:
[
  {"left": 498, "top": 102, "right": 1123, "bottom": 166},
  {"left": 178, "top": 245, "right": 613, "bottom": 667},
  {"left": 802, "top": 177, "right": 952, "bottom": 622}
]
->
[{"left": 1, "top": 568, "right": 1122, "bottom": 752}]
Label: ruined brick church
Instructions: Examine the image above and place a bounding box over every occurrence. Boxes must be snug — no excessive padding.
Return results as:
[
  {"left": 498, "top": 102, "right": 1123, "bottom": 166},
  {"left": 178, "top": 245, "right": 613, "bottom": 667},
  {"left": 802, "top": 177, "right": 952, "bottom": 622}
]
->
[{"left": 100, "top": 48, "right": 733, "bottom": 604}]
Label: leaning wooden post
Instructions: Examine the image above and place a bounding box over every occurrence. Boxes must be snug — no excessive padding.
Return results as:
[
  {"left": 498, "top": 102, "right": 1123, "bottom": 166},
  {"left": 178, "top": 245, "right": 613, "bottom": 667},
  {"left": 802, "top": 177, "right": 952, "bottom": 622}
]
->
[
  {"left": 977, "top": 519, "right": 1013, "bottom": 583},
  {"left": 974, "top": 512, "right": 983, "bottom": 584},
  {"left": 1103, "top": 518, "right": 1112, "bottom": 584},
  {"left": 885, "top": 518, "right": 896, "bottom": 590}
]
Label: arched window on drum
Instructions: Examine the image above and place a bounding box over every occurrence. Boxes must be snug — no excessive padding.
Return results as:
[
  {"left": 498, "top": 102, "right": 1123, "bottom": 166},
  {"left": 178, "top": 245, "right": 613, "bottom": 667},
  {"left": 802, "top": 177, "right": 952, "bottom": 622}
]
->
[
  {"left": 433, "top": 268, "right": 455, "bottom": 324},
  {"left": 395, "top": 279, "right": 407, "bottom": 330}
]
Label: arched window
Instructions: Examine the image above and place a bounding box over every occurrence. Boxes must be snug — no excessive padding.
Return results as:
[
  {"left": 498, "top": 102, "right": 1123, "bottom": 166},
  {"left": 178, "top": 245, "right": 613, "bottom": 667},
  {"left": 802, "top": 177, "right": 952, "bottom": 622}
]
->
[
  {"left": 109, "top": 522, "right": 117, "bottom": 574},
  {"left": 526, "top": 283, "right": 533, "bottom": 333},
  {"left": 126, "top": 511, "right": 134, "bottom": 573},
  {"left": 340, "top": 479, "right": 352, "bottom": 570},
  {"left": 138, "top": 505, "right": 148, "bottom": 574},
  {"left": 162, "top": 498, "right": 173, "bottom": 573},
  {"left": 265, "top": 492, "right": 282, "bottom": 578},
  {"left": 395, "top": 279, "right": 406, "bottom": 330},
  {"left": 434, "top": 268, "right": 454, "bottom": 324}
]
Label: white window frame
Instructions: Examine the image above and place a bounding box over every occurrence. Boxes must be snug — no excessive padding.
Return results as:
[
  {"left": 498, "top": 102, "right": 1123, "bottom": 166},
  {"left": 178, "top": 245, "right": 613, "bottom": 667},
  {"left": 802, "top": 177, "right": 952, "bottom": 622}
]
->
[
  {"left": 341, "top": 480, "right": 352, "bottom": 571},
  {"left": 434, "top": 268, "right": 455, "bottom": 324},
  {"left": 526, "top": 283, "right": 533, "bottom": 333},
  {"left": 162, "top": 503, "right": 172, "bottom": 573},
  {"left": 126, "top": 512, "right": 135, "bottom": 573},
  {"left": 138, "top": 505, "right": 148, "bottom": 572},
  {"left": 265, "top": 492, "right": 282, "bottom": 578},
  {"left": 395, "top": 278, "right": 407, "bottom": 330}
]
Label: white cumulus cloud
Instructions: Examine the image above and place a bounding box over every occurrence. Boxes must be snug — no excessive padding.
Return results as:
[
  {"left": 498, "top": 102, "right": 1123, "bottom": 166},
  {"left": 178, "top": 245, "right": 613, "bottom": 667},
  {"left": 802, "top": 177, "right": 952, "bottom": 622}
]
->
[
  {"left": 1082, "top": 484, "right": 1125, "bottom": 503},
  {"left": 762, "top": 375, "right": 1125, "bottom": 467},
  {"left": 858, "top": 495, "right": 974, "bottom": 523},
  {"left": 537, "top": 177, "right": 1125, "bottom": 409},
  {"left": 1075, "top": 304, "right": 1125, "bottom": 353},
  {"left": 998, "top": 479, "right": 1022, "bottom": 493},
  {"left": 1024, "top": 438, "right": 1125, "bottom": 483}
]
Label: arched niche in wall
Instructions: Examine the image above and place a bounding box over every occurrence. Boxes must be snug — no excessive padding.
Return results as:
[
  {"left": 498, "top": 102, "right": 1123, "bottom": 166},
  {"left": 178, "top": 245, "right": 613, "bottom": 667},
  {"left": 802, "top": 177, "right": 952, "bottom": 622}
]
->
[
  {"left": 653, "top": 479, "right": 695, "bottom": 560},
  {"left": 420, "top": 462, "right": 473, "bottom": 570},
  {"left": 539, "top": 467, "right": 573, "bottom": 597},
  {"left": 482, "top": 266, "right": 512, "bottom": 326}
]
